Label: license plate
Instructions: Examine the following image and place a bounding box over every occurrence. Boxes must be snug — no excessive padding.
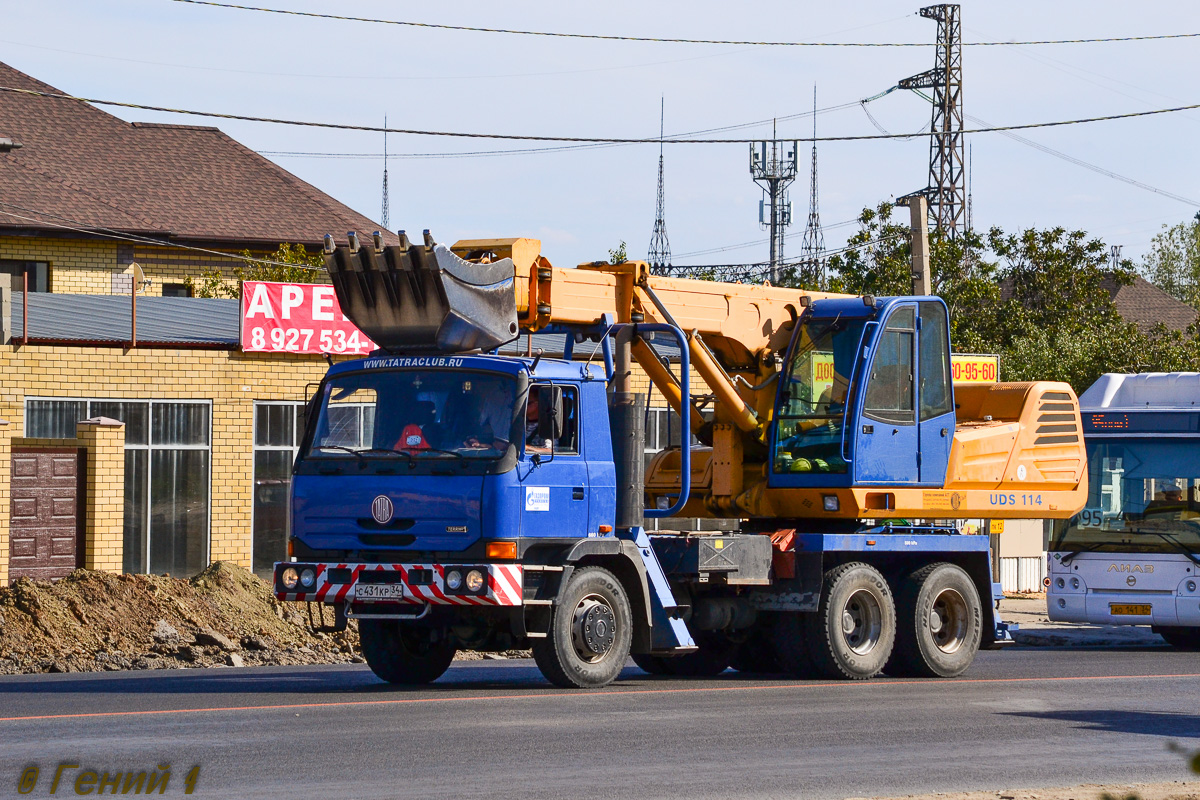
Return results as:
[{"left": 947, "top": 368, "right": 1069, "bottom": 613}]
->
[
  {"left": 355, "top": 584, "right": 406, "bottom": 601},
  {"left": 1110, "top": 604, "right": 1152, "bottom": 616}
]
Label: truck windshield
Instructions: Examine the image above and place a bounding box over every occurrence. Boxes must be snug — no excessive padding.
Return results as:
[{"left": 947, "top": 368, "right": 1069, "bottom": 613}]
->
[
  {"left": 1050, "top": 439, "right": 1200, "bottom": 555},
  {"left": 772, "top": 317, "right": 865, "bottom": 475},
  {"left": 303, "top": 370, "right": 519, "bottom": 461}
]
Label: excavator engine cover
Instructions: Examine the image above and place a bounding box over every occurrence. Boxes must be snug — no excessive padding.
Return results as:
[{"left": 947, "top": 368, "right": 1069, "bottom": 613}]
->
[{"left": 326, "top": 232, "right": 519, "bottom": 354}]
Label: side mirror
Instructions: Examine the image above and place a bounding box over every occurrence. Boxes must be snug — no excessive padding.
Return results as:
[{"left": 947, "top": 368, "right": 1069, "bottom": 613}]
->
[{"left": 537, "top": 385, "right": 564, "bottom": 442}]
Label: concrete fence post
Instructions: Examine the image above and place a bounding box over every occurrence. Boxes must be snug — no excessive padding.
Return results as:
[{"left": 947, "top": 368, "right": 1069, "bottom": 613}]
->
[{"left": 75, "top": 417, "right": 126, "bottom": 573}]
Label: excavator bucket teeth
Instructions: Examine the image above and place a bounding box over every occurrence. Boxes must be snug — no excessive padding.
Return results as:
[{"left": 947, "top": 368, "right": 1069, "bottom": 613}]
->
[{"left": 326, "top": 235, "right": 519, "bottom": 354}]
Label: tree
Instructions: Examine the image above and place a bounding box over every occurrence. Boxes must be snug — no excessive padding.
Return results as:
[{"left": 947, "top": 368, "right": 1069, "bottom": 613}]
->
[
  {"left": 187, "top": 243, "right": 324, "bottom": 299},
  {"left": 1142, "top": 214, "right": 1200, "bottom": 309},
  {"left": 608, "top": 241, "right": 628, "bottom": 265}
]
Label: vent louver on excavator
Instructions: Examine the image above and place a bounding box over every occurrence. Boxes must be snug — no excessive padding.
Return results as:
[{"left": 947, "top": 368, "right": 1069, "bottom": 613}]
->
[{"left": 325, "top": 229, "right": 519, "bottom": 354}]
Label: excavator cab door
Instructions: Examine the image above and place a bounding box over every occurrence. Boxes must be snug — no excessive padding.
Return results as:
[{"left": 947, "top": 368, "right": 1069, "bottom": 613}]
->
[{"left": 854, "top": 303, "right": 920, "bottom": 484}]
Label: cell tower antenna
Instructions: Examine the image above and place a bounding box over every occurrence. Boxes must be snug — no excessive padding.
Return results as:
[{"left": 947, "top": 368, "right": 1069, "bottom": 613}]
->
[
  {"left": 647, "top": 98, "right": 672, "bottom": 275},
  {"left": 799, "top": 85, "right": 826, "bottom": 289},
  {"left": 380, "top": 115, "right": 390, "bottom": 230},
  {"left": 898, "top": 4, "right": 966, "bottom": 238},
  {"left": 749, "top": 121, "right": 798, "bottom": 283},
  {"left": 966, "top": 143, "right": 973, "bottom": 232}
]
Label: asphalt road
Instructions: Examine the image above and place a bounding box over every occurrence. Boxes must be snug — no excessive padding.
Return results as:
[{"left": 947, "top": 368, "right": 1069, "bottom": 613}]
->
[{"left": 1, "top": 647, "right": 1197, "bottom": 800}]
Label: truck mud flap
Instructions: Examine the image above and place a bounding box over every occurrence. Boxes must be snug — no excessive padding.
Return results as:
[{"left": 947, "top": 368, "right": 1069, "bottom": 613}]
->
[
  {"left": 327, "top": 231, "right": 519, "bottom": 353},
  {"left": 620, "top": 528, "right": 696, "bottom": 653}
]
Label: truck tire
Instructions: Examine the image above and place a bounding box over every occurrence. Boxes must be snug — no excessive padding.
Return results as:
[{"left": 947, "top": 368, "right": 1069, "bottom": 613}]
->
[
  {"left": 358, "top": 620, "right": 457, "bottom": 685},
  {"left": 804, "top": 562, "right": 896, "bottom": 680},
  {"left": 660, "top": 631, "right": 738, "bottom": 677},
  {"left": 729, "top": 615, "right": 783, "bottom": 674},
  {"left": 770, "top": 612, "right": 819, "bottom": 678},
  {"left": 888, "top": 563, "right": 982, "bottom": 678},
  {"left": 632, "top": 654, "right": 673, "bottom": 675},
  {"left": 1154, "top": 626, "right": 1200, "bottom": 650},
  {"left": 533, "top": 566, "right": 632, "bottom": 689}
]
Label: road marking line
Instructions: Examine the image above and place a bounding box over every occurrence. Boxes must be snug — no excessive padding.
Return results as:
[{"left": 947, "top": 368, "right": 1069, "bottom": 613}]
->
[{"left": 1, "top": 672, "right": 1197, "bottom": 724}]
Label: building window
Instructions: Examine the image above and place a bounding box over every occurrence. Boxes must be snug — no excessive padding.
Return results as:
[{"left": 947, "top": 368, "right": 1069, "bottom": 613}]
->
[
  {"left": 25, "top": 398, "right": 211, "bottom": 576},
  {"left": 161, "top": 283, "right": 192, "bottom": 297},
  {"left": 253, "top": 402, "right": 306, "bottom": 577},
  {"left": 0, "top": 260, "right": 48, "bottom": 293}
]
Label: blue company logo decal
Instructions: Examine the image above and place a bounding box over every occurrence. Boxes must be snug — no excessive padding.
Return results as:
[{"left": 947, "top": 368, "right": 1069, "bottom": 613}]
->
[{"left": 371, "top": 495, "right": 394, "bottom": 524}]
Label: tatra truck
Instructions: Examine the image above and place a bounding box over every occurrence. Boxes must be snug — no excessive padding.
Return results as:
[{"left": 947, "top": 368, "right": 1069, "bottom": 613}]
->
[
  {"left": 274, "top": 231, "right": 1088, "bottom": 688},
  {"left": 1048, "top": 372, "right": 1200, "bottom": 647}
]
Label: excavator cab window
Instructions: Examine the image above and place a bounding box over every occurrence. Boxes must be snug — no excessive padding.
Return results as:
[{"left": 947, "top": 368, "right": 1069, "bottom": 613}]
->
[
  {"left": 771, "top": 316, "right": 865, "bottom": 476},
  {"left": 863, "top": 306, "right": 916, "bottom": 426}
]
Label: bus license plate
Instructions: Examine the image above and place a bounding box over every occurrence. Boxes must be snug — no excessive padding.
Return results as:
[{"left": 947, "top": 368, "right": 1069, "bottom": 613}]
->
[
  {"left": 356, "top": 584, "right": 406, "bottom": 601},
  {"left": 1110, "top": 604, "right": 1151, "bottom": 616}
]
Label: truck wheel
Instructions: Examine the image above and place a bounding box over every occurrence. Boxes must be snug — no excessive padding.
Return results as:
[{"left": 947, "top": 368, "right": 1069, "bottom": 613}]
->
[
  {"left": 770, "top": 612, "right": 819, "bottom": 678},
  {"left": 358, "top": 620, "right": 457, "bottom": 685},
  {"left": 729, "top": 616, "right": 784, "bottom": 674},
  {"left": 888, "top": 563, "right": 982, "bottom": 678},
  {"left": 804, "top": 562, "right": 896, "bottom": 680},
  {"left": 632, "top": 654, "right": 673, "bottom": 675},
  {"left": 532, "top": 566, "right": 632, "bottom": 689},
  {"left": 661, "top": 631, "right": 738, "bottom": 677},
  {"left": 1154, "top": 626, "right": 1200, "bottom": 650}
]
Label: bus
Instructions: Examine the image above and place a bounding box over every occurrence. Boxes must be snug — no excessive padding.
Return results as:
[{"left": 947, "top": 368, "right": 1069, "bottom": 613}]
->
[{"left": 1046, "top": 373, "right": 1200, "bottom": 649}]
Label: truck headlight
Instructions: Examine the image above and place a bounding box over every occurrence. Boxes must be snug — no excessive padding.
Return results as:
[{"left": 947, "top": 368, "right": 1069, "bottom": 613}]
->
[
  {"left": 281, "top": 567, "right": 299, "bottom": 590},
  {"left": 446, "top": 570, "right": 463, "bottom": 591},
  {"left": 465, "top": 569, "right": 485, "bottom": 593},
  {"left": 300, "top": 568, "right": 316, "bottom": 589}
]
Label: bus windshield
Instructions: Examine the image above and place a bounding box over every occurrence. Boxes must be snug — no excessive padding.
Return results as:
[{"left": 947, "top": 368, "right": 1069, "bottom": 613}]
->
[
  {"left": 772, "top": 316, "right": 865, "bottom": 475},
  {"left": 1050, "top": 439, "right": 1200, "bottom": 555},
  {"left": 302, "top": 369, "right": 519, "bottom": 461}
]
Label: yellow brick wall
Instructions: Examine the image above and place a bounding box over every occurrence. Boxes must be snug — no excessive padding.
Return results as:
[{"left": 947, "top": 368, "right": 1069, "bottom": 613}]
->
[
  {"left": 0, "top": 419, "right": 9, "bottom": 585},
  {"left": 0, "top": 344, "right": 335, "bottom": 572},
  {"left": 0, "top": 236, "right": 328, "bottom": 298},
  {"left": 75, "top": 419, "right": 126, "bottom": 573}
]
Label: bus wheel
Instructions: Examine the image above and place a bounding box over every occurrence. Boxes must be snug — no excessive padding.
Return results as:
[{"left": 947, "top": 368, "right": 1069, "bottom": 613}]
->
[
  {"left": 533, "top": 566, "right": 632, "bottom": 688},
  {"left": 805, "top": 562, "right": 896, "bottom": 680},
  {"left": 888, "top": 563, "right": 982, "bottom": 678},
  {"left": 1154, "top": 626, "right": 1200, "bottom": 650},
  {"left": 358, "top": 620, "right": 457, "bottom": 684}
]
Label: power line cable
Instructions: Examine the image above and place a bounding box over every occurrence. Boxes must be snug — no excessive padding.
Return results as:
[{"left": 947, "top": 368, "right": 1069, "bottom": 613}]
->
[
  {"left": 5, "top": 85, "right": 1199, "bottom": 144},
  {"left": 168, "top": 1, "right": 1200, "bottom": 48},
  {"left": 907, "top": 89, "right": 1200, "bottom": 207}
]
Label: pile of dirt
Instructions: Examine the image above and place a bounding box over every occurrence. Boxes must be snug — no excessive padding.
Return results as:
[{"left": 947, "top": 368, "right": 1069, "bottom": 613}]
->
[{"left": 0, "top": 562, "right": 362, "bottom": 674}]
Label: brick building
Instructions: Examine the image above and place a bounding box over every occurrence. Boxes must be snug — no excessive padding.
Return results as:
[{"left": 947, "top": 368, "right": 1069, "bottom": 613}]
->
[{"left": 0, "top": 61, "right": 401, "bottom": 584}]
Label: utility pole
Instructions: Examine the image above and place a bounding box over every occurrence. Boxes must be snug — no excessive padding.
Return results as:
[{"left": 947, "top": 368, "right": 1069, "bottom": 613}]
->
[
  {"left": 380, "top": 116, "right": 390, "bottom": 230},
  {"left": 899, "top": 4, "right": 965, "bottom": 238},
  {"left": 799, "top": 86, "right": 826, "bottom": 289},
  {"left": 647, "top": 99, "right": 672, "bottom": 275},
  {"left": 749, "top": 122, "right": 797, "bottom": 283}
]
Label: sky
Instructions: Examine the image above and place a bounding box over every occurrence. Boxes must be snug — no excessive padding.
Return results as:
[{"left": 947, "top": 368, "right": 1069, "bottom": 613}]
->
[{"left": 3, "top": 0, "right": 1199, "bottom": 270}]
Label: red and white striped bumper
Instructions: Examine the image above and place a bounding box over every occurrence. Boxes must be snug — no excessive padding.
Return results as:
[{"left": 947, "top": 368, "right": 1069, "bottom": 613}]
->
[{"left": 274, "top": 562, "right": 524, "bottom": 606}]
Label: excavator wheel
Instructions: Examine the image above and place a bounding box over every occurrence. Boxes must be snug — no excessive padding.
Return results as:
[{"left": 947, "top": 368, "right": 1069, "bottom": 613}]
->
[
  {"left": 532, "top": 566, "right": 632, "bottom": 689},
  {"left": 804, "top": 562, "right": 896, "bottom": 680},
  {"left": 887, "top": 563, "right": 982, "bottom": 678},
  {"left": 358, "top": 620, "right": 457, "bottom": 685}
]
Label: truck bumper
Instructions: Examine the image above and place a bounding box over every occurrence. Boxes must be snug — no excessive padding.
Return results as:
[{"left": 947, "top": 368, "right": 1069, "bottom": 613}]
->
[{"left": 273, "top": 562, "right": 524, "bottom": 607}]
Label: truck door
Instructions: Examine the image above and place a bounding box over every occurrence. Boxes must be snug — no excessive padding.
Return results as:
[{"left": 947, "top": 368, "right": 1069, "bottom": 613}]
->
[
  {"left": 520, "top": 385, "right": 591, "bottom": 537},
  {"left": 855, "top": 304, "right": 920, "bottom": 484},
  {"left": 917, "top": 301, "right": 955, "bottom": 484}
]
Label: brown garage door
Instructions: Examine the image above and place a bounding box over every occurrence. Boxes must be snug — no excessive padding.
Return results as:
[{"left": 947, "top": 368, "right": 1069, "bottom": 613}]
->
[{"left": 9, "top": 447, "right": 84, "bottom": 582}]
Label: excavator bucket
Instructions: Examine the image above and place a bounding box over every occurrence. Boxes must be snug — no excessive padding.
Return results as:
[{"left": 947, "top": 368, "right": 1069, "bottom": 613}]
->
[{"left": 326, "top": 231, "right": 519, "bottom": 354}]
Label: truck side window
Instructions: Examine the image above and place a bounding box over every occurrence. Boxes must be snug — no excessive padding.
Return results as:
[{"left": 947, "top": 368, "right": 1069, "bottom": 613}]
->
[
  {"left": 863, "top": 305, "right": 915, "bottom": 425},
  {"left": 527, "top": 385, "right": 579, "bottom": 455},
  {"left": 919, "top": 302, "right": 953, "bottom": 420}
]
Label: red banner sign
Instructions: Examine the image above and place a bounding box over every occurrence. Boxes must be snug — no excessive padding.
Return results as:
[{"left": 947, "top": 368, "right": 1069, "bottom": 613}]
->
[{"left": 240, "top": 281, "right": 376, "bottom": 355}]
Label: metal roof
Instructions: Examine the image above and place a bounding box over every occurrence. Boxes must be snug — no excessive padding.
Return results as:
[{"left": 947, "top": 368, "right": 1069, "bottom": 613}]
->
[
  {"left": 7, "top": 293, "right": 685, "bottom": 360},
  {"left": 10, "top": 292, "right": 240, "bottom": 346}
]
